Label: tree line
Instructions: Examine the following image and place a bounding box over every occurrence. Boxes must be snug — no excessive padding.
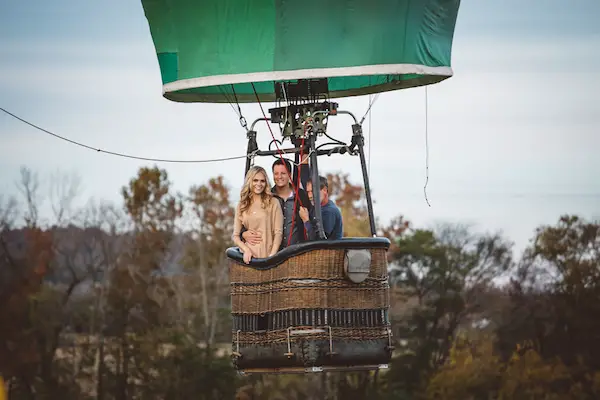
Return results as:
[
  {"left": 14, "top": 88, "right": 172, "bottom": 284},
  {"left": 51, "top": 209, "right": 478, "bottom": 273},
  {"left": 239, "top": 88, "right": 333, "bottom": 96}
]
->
[{"left": 0, "top": 165, "right": 598, "bottom": 399}]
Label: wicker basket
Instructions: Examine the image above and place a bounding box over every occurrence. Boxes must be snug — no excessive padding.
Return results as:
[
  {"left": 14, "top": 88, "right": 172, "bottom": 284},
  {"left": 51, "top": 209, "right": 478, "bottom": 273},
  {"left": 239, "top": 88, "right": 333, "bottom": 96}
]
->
[{"left": 228, "top": 241, "right": 392, "bottom": 373}]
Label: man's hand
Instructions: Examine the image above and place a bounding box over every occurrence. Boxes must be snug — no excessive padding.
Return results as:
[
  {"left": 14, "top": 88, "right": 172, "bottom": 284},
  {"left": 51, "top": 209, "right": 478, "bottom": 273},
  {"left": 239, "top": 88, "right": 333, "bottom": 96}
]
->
[
  {"left": 299, "top": 206, "right": 309, "bottom": 223},
  {"left": 242, "top": 229, "right": 262, "bottom": 245}
]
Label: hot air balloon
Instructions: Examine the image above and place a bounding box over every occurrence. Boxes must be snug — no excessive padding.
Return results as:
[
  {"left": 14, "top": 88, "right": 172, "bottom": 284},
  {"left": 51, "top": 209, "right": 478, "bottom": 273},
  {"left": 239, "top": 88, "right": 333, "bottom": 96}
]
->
[{"left": 140, "top": 0, "right": 461, "bottom": 375}]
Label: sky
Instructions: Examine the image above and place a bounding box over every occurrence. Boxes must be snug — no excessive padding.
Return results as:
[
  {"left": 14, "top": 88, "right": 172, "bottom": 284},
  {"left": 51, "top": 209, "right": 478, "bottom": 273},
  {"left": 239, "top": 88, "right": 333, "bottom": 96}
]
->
[{"left": 1, "top": 0, "right": 599, "bottom": 257}]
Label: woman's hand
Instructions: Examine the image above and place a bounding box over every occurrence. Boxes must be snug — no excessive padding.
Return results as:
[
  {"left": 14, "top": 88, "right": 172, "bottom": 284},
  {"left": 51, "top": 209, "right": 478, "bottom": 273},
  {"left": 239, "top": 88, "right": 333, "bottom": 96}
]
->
[{"left": 243, "top": 250, "right": 253, "bottom": 264}]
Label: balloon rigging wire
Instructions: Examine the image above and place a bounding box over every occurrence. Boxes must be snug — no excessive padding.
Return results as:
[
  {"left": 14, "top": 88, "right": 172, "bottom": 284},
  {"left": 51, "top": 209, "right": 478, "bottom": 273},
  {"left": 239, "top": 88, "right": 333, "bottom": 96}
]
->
[
  {"left": 0, "top": 107, "right": 251, "bottom": 163},
  {"left": 368, "top": 94, "right": 372, "bottom": 180},
  {"left": 424, "top": 86, "right": 431, "bottom": 207}
]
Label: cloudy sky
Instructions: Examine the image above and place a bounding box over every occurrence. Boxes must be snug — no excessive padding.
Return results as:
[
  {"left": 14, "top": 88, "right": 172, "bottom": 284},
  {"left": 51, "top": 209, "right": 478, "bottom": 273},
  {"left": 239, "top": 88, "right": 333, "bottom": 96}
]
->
[{"left": 1, "top": 0, "right": 599, "bottom": 255}]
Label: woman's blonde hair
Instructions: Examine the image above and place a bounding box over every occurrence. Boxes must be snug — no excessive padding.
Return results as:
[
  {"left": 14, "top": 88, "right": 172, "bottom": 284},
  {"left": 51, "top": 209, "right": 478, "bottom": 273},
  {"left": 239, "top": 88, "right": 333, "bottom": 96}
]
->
[{"left": 239, "top": 166, "right": 272, "bottom": 214}]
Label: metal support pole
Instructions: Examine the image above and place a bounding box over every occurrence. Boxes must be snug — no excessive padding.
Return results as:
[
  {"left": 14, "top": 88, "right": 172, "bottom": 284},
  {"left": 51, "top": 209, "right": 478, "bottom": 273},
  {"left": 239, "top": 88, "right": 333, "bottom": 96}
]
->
[
  {"left": 245, "top": 130, "right": 258, "bottom": 177},
  {"left": 250, "top": 117, "right": 271, "bottom": 131},
  {"left": 308, "top": 133, "right": 326, "bottom": 240},
  {"left": 352, "top": 124, "right": 377, "bottom": 236},
  {"left": 315, "top": 146, "right": 352, "bottom": 157},
  {"left": 256, "top": 146, "right": 308, "bottom": 157},
  {"left": 292, "top": 136, "right": 301, "bottom": 189}
]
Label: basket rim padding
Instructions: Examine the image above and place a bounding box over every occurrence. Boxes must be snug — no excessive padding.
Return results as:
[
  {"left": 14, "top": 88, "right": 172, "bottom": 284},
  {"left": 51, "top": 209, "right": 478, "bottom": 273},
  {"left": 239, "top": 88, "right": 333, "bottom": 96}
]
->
[{"left": 226, "top": 236, "right": 390, "bottom": 269}]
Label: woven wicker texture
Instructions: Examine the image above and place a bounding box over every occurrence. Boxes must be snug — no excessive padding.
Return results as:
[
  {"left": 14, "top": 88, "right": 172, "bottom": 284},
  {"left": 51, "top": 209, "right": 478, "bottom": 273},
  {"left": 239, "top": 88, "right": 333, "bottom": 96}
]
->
[
  {"left": 230, "top": 248, "right": 387, "bottom": 283},
  {"left": 230, "top": 248, "right": 390, "bottom": 314},
  {"left": 235, "top": 326, "right": 390, "bottom": 345}
]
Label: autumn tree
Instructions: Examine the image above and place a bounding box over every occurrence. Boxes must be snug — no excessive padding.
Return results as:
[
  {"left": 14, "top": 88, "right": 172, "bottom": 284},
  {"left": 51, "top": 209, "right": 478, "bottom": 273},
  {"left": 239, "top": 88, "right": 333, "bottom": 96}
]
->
[
  {"left": 378, "top": 215, "right": 412, "bottom": 257},
  {"left": 0, "top": 192, "right": 50, "bottom": 394},
  {"left": 384, "top": 223, "right": 513, "bottom": 397},
  {"left": 494, "top": 214, "right": 600, "bottom": 398},
  {"left": 9, "top": 161, "right": 599, "bottom": 400},
  {"left": 498, "top": 346, "right": 580, "bottom": 399},
  {"left": 104, "top": 169, "right": 242, "bottom": 400},
  {"left": 110, "top": 166, "right": 183, "bottom": 323},
  {"left": 326, "top": 172, "right": 371, "bottom": 237},
  {"left": 0, "top": 194, "right": 17, "bottom": 231},
  {"left": 104, "top": 165, "right": 183, "bottom": 400},
  {"left": 128, "top": 175, "right": 242, "bottom": 400},
  {"left": 426, "top": 333, "right": 503, "bottom": 399},
  {"left": 0, "top": 167, "right": 92, "bottom": 398},
  {"left": 184, "top": 175, "right": 235, "bottom": 345},
  {"left": 426, "top": 334, "right": 599, "bottom": 399},
  {"left": 424, "top": 215, "right": 600, "bottom": 399}
]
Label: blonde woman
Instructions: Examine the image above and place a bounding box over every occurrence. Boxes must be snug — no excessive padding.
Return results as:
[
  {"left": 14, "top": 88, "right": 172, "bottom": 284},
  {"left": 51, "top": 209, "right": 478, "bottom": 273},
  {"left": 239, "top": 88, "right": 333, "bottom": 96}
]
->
[{"left": 232, "top": 166, "right": 283, "bottom": 264}]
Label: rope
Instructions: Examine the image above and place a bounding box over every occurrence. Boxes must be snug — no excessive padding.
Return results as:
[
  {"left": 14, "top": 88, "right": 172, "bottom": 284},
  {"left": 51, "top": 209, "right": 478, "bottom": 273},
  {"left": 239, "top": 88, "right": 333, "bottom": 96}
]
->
[
  {"left": 294, "top": 135, "right": 306, "bottom": 243},
  {"left": 0, "top": 107, "right": 250, "bottom": 164},
  {"left": 424, "top": 86, "right": 431, "bottom": 207},
  {"left": 368, "top": 94, "right": 372, "bottom": 179},
  {"left": 360, "top": 93, "right": 379, "bottom": 125},
  {"left": 249, "top": 84, "right": 308, "bottom": 244},
  {"left": 229, "top": 84, "right": 248, "bottom": 130}
]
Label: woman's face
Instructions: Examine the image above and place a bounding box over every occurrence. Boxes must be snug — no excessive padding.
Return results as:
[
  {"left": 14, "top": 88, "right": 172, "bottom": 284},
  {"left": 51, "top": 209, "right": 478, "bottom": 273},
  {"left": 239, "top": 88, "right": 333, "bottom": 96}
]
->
[{"left": 251, "top": 171, "right": 266, "bottom": 195}]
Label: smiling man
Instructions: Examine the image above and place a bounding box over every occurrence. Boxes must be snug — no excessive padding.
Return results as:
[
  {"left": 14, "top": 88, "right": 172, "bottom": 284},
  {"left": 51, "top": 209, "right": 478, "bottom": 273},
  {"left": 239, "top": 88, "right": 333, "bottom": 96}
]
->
[{"left": 242, "top": 158, "right": 312, "bottom": 250}]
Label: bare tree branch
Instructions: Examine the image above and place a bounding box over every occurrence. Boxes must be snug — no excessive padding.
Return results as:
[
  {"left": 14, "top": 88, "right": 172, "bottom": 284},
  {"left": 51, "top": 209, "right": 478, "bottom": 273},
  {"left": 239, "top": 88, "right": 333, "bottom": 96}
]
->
[
  {"left": 0, "top": 195, "right": 18, "bottom": 231},
  {"left": 49, "top": 169, "right": 82, "bottom": 226},
  {"left": 15, "top": 166, "right": 41, "bottom": 228}
]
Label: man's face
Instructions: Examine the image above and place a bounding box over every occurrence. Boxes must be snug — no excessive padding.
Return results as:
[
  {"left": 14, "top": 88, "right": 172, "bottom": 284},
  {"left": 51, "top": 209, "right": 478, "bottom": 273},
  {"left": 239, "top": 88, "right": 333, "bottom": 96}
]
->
[
  {"left": 307, "top": 181, "right": 327, "bottom": 205},
  {"left": 319, "top": 186, "right": 328, "bottom": 204},
  {"left": 273, "top": 164, "right": 289, "bottom": 188},
  {"left": 306, "top": 181, "right": 314, "bottom": 203}
]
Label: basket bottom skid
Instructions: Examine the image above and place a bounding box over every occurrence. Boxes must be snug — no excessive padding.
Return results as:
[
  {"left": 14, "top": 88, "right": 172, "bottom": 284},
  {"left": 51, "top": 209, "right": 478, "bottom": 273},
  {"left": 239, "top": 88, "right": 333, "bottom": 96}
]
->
[
  {"left": 232, "top": 337, "right": 392, "bottom": 372},
  {"left": 238, "top": 363, "right": 389, "bottom": 375}
]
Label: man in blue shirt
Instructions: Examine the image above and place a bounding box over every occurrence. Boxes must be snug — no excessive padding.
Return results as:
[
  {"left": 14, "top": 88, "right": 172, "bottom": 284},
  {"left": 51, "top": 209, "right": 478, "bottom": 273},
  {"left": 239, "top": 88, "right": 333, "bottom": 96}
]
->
[{"left": 300, "top": 176, "right": 343, "bottom": 240}]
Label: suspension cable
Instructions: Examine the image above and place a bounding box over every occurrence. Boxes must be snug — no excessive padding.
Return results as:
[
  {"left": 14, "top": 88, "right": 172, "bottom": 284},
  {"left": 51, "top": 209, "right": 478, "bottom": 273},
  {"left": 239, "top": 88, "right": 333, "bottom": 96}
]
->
[
  {"left": 424, "top": 86, "right": 431, "bottom": 207},
  {"left": 0, "top": 107, "right": 250, "bottom": 164},
  {"left": 250, "top": 84, "right": 308, "bottom": 244}
]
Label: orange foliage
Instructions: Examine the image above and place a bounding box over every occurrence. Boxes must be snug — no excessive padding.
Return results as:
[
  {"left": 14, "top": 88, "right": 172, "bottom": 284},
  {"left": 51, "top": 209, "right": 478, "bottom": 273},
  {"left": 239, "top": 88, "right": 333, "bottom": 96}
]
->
[
  {"left": 325, "top": 172, "right": 371, "bottom": 237},
  {"left": 0, "top": 228, "right": 52, "bottom": 378}
]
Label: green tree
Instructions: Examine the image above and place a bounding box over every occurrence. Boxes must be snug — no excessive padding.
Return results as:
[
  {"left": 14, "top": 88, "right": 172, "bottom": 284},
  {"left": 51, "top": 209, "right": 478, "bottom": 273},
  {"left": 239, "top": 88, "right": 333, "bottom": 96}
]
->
[
  {"left": 496, "top": 215, "right": 600, "bottom": 398},
  {"left": 384, "top": 223, "right": 513, "bottom": 397},
  {"left": 426, "top": 334, "right": 502, "bottom": 400}
]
